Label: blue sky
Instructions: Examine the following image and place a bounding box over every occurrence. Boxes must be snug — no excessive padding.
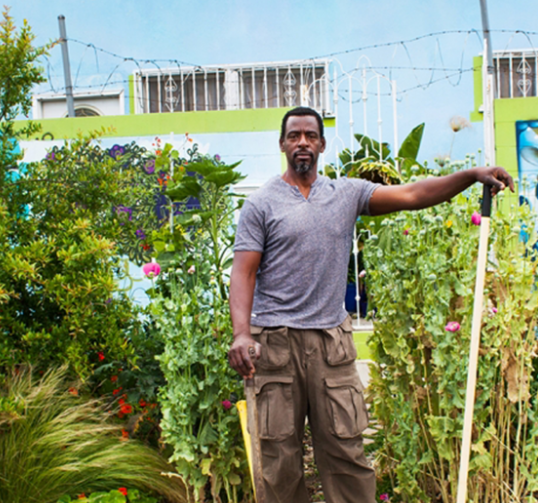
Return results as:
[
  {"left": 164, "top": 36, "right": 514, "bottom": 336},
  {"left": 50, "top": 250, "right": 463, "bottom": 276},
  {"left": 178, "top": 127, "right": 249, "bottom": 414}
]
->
[{"left": 11, "top": 0, "right": 538, "bottom": 164}]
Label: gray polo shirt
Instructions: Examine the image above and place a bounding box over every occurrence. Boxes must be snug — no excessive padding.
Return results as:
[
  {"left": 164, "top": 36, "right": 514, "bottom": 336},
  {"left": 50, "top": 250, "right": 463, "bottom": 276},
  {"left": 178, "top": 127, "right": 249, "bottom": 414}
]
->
[{"left": 234, "top": 175, "right": 379, "bottom": 329}]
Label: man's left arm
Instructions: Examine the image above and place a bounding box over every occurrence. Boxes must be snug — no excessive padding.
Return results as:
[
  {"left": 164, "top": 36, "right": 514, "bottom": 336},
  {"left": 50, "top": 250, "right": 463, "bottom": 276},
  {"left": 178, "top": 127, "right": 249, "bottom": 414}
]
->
[{"left": 369, "top": 167, "right": 514, "bottom": 216}]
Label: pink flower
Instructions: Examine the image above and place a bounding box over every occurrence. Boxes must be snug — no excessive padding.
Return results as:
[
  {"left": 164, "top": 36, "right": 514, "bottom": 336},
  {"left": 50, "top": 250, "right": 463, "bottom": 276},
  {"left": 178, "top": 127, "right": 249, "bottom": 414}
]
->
[
  {"left": 445, "top": 321, "right": 461, "bottom": 332},
  {"left": 222, "top": 400, "right": 232, "bottom": 410},
  {"left": 471, "top": 211, "right": 481, "bottom": 226},
  {"left": 359, "top": 270, "right": 366, "bottom": 278},
  {"left": 188, "top": 265, "right": 196, "bottom": 275},
  {"left": 143, "top": 261, "right": 161, "bottom": 278},
  {"left": 380, "top": 494, "right": 389, "bottom": 501},
  {"left": 403, "top": 229, "right": 409, "bottom": 235},
  {"left": 490, "top": 306, "right": 498, "bottom": 314}
]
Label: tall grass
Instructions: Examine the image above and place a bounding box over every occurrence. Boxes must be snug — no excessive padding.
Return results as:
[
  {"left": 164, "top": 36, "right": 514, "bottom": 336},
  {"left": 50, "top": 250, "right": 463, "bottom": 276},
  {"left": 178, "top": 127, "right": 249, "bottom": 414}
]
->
[{"left": 0, "top": 367, "right": 187, "bottom": 503}]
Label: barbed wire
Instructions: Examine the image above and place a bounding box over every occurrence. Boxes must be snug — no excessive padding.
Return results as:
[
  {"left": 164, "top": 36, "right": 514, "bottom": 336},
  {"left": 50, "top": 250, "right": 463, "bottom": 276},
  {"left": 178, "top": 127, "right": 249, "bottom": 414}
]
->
[{"left": 33, "top": 28, "right": 538, "bottom": 114}]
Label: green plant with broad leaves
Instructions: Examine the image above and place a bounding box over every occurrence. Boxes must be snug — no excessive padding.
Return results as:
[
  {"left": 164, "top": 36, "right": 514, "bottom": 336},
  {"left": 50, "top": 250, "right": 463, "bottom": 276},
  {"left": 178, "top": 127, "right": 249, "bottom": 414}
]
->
[
  {"left": 364, "top": 185, "right": 538, "bottom": 502},
  {"left": 148, "top": 154, "right": 250, "bottom": 502},
  {"left": 323, "top": 123, "right": 425, "bottom": 184},
  {"left": 0, "top": 367, "right": 187, "bottom": 503}
]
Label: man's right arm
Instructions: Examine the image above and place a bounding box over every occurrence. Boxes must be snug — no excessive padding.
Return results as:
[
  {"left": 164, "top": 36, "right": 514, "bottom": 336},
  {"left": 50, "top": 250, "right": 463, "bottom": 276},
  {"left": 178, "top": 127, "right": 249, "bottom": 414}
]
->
[{"left": 228, "top": 250, "right": 262, "bottom": 378}]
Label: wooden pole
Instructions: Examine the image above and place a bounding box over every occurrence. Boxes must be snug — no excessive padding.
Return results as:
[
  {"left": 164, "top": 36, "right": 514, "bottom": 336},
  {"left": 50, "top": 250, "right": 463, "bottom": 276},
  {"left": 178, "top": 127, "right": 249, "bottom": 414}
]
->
[
  {"left": 245, "top": 347, "right": 265, "bottom": 503},
  {"left": 456, "top": 185, "right": 492, "bottom": 503}
]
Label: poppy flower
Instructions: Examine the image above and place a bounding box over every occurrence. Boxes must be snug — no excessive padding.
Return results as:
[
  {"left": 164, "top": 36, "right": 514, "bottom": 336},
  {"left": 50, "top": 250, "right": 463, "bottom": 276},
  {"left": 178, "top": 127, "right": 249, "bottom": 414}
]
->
[
  {"left": 143, "top": 261, "right": 161, "bottom": 278},
  {"left": 111, "top": 375, "right": 118, "bottom": 382},
  {"left": 120, "top": 404, "right": 133, "bottom": 414},
  {"left": 445, "top": 321, "right": 461, "bottom": 332},
  {"left": 118, "top": 488, "right": 128, "bottom": 496}
]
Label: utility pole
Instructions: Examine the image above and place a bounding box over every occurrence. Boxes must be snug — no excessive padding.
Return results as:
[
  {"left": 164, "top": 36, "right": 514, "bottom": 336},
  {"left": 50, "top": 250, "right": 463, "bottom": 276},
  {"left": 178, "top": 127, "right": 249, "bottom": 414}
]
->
[
  {"left": 58, "top": 15, "right": 76, "bottom": 118},
  {"left": 479, "top": 0, "right": 496, "bottom": 166}
]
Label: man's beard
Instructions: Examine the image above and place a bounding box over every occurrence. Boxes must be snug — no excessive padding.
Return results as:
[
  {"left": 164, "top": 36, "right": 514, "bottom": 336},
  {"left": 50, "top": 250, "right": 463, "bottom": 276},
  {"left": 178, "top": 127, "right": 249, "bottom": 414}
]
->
[{"left": 292, "top": 153, "right": 315, "bottom": 174}]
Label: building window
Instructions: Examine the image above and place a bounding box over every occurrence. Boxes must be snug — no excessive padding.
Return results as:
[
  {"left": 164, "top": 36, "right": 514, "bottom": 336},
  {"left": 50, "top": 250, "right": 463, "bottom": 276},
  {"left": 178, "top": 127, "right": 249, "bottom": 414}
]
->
[
  {"left": 73, "top": 106, "right": 101, "bottom": 117},
  {"left": 494, "top": 50, "right": 537, "bottom": 98},
  {"left": 133, "top": 59, "right": 331, "bottom": 115}
]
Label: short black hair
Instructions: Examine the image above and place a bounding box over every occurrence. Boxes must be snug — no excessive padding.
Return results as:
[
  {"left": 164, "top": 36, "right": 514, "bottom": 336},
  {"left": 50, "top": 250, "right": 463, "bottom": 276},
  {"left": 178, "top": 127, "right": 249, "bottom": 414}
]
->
[{"left": 280, "top": 107, "right": 324, "bottom": 141}]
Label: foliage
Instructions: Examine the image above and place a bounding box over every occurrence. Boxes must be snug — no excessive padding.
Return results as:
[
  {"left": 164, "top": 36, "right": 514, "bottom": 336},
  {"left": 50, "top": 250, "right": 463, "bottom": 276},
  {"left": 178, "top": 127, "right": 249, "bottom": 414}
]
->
[
  {"left": 91, "top": 324, "right": 167, "bottom": 447},
  {"left": 0, "top": 6, "right": 49, "bottom": 164},
  {"left": 0, "top": 367, "right": 187, "bottom": 503},
  {"left": 59, "top": 488, "right": 158, "bottom": 503},
  {"left": 364, "top": 186, "right": 538, "bottom": 502},
  {"left": 0, "top": 133, "right": 152, "bottom": 380},
  {"left": 149, "top": 153, "right": 250, "bottom": 502},
  {"left": 323, "top": 124, "right": 424, "bottom": 184}
]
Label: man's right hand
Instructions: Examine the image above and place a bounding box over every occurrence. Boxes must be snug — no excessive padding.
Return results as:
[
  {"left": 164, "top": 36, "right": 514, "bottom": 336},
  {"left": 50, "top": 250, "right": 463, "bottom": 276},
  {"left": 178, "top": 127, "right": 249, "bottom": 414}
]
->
[{"left": 228, "top": 333, "right": 262, "bottom": 379}]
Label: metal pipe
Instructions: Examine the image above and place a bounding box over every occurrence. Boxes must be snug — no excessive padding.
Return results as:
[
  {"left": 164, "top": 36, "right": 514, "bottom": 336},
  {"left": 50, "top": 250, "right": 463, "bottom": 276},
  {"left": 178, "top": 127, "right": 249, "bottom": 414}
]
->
[{"left": 58, "top": 15, "right": 75, "bottom": 118}]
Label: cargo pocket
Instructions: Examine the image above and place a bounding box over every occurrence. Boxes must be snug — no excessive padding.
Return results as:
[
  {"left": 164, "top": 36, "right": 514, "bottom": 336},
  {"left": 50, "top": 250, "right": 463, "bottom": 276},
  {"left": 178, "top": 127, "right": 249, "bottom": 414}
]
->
[
  {"left": 250, "top": 325, "right": 290, "bottom": 370},
  {"left": 255, "top": 375, "right": 294, "bottom": 441},
  {"left": 322, "top": 316, "right": 357, "bottom": 366},
  {"left": 325, "top": 375, "right": 369, "bottom": 438}
]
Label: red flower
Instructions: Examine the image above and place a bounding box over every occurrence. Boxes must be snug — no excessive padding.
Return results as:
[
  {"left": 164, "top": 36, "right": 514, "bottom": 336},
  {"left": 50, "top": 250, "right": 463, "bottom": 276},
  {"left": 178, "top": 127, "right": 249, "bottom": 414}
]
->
[
  {"left": 78, "top": 494, "right": 86, "bottom": 499},
  {"left": 118, "top": 487, "right": 128, "bottom": 496},
  {"left": 120, "top": 404, "right": 133, "bottom": 414},
  {"left": 150, "top": 403, "right": 157, "bottom": 409},
  {"left": 97, "top": 351, "right": 105, "bottom": 361},
  {"left": 142, "top": 244, "right": 150, "bottom": 251},
  {"left": 68, "top": 387, "right": 78, "bottom": 396},
  {"left": 111, "top": 375, "right": 118, "bottom": 382},
  {"left": 121, "top": 429, "right": 129, "bottom": 440},
  {"left": 222, "top": 400, "right": 232, "bottom": 410},
  {"left": 118, "top": 398, "right": 126, "bottom": 406},
  {"left": 112, "top": 387, "right": 122, "bottom": 396},
  {"left": 139, "top": 399, "right": 147, "bottom": 407},
  {"left": 118, "top": 412, "right": 124, "bottom": 419}
]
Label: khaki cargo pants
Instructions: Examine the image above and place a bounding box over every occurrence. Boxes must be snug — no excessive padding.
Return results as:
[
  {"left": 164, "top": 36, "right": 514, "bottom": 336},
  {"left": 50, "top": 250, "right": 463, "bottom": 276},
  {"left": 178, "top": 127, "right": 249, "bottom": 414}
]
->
[{"left": 250, "top": 316, "right": 375, "bottom": 503}]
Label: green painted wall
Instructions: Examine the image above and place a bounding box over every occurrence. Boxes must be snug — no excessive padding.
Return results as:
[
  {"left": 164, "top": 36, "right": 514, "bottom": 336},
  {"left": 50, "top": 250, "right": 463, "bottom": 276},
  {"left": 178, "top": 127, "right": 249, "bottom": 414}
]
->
[
  {"left": 17, "top": 108, "right": 336, "bottom": 141},
  {"left": 495, "top": 97, "right": 538, "bottom": 177},
  {"left": 353, "top": 331, "right": 373, "bottom": 360}
]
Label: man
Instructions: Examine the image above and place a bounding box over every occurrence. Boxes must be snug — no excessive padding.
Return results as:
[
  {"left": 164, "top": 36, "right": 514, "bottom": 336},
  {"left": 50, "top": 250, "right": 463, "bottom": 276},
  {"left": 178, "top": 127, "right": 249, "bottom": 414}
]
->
[{"left": 228, "top": 106, "right": 513, "bottom": 503}]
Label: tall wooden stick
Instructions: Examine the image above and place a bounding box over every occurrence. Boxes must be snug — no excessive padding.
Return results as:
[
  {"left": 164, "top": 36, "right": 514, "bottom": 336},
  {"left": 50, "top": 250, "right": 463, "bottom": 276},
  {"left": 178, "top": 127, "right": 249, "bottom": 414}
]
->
[
  {"left": 456, "top": 185, "right": 492, "bottom": 503},
  {"left": 245, "top": 347, "right": 265, "bottom": 503}
]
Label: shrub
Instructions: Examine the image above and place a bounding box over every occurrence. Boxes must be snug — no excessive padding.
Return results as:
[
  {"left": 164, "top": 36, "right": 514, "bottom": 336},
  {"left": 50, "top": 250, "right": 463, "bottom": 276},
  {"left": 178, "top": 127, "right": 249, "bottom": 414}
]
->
[
  {"left": 0, "top": 367, "right": 187, "bottom": 503},
  {"left": 364, "top": 188, "right": 538, "bottom": 502},
  {"left": 149, "top": 154, "right": 250, "bottom": 502}
]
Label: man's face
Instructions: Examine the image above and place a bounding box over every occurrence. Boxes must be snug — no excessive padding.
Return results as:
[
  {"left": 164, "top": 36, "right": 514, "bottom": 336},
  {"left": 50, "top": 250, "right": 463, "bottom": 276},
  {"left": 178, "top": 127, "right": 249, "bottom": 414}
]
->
[{"left": 280, "top": 115, "right": 326, "bottom": 174}]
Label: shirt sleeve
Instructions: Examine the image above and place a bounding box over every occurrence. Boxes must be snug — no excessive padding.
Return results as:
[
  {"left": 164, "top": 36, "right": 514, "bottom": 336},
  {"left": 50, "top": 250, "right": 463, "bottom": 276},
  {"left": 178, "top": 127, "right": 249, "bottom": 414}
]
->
[
  {"left": 233, "top": 199, "right": 266, "bottom": 252},
  {"left": 349, "top": 178, "right": 381, "bottom": 217}
]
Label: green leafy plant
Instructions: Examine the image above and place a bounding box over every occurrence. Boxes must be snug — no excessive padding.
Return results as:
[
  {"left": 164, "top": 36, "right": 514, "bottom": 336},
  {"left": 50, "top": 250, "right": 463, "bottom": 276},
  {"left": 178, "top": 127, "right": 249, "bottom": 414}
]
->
[
  {"left": 0, "top": 6, "right": 49, "bottom": 167},
  {"left": 148, "top": 154, "right": 250, "bottom": 502},
  {"left": 58, "top": 488, "right": 158, "bottom": 503},
  {"left": 364, "top": 187, "right": 538, "bottom": 502},
  {"left": 0, "top": 133, "right": 149, "bottom": 380},
  {"left": 0, "top": 367, "right": 187, "bottom": 503},
  {"left": 323, "top": 124, "right": 425, "bottom": 184}
]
